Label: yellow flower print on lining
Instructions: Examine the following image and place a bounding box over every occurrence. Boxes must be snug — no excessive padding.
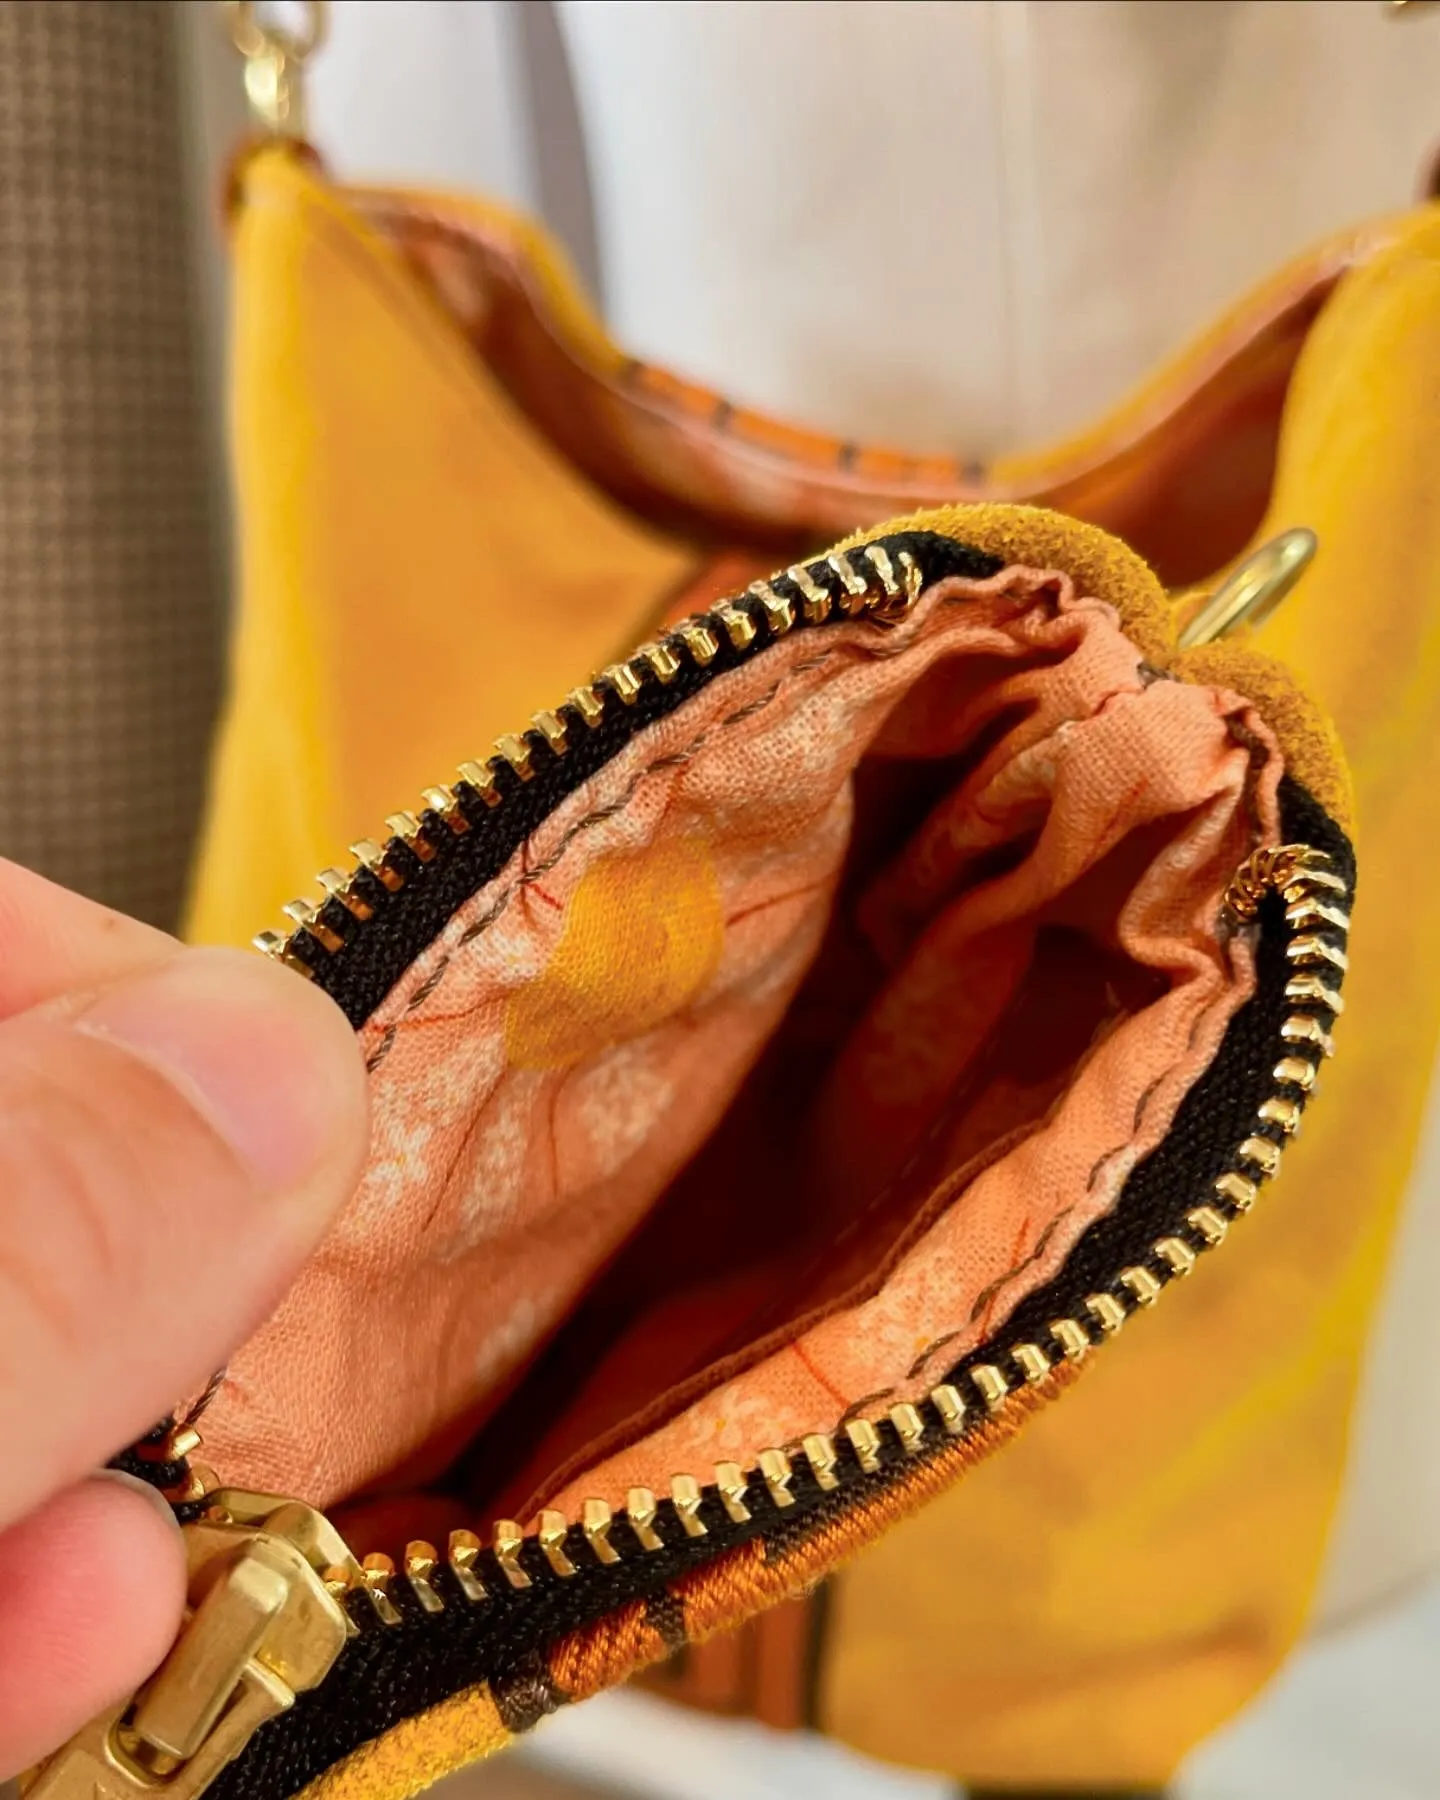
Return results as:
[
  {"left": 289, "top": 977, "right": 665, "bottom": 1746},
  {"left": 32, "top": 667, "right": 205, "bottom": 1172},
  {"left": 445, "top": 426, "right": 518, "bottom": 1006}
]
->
[{"left": 505, "top": 837, "right": 724, "bottom": 1070}]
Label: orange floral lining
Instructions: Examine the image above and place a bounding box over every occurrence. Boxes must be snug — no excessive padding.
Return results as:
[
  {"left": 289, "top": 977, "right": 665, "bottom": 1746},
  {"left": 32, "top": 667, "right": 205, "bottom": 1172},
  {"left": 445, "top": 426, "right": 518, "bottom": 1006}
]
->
[{"left": 203, "top": 567, "right": 1277, "bottom": 1518}]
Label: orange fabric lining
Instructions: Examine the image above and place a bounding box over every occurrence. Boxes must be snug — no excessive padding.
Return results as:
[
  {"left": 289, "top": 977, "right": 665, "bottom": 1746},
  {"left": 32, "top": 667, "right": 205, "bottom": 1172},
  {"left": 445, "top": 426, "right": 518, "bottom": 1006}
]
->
[
  {"left": 202, "top": 566, "right": 1276, "bottom": 1525},
  {"left": 360, "top": 184, "right": 1405, "bottom": 585}
]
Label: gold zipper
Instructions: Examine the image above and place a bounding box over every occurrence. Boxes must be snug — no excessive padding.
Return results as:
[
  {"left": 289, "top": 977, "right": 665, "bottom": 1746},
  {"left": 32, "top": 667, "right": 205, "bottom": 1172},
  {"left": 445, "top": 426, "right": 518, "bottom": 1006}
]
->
[
  {"left": 252, "top": 526, "right": 1321, "bottom": 1003},
  {"left": 251, "top": 544, "right": 925, "bottom": 985},
  {"left": 25, "top": 835, "right": 1348, "bottom": 1800},
  {"left": 21, "top": 1491, "right": 358, "bottom": 1800},
  {"left": 28, "top": 531, "right": 1350, "bottom": 1797}
]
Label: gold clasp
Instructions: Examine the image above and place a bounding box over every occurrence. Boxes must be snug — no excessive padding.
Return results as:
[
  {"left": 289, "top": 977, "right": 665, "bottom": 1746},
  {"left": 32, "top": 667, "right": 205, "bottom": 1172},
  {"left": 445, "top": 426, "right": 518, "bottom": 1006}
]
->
[
  {"left": 222, "top": 1, "right": 328, "bottom": 138},
  {"left": 21, "top": 1492, "right": 358, "bottom": 1800},
  {"left": 1176, "top": 527, "right": 1318, "bottom": 650}
]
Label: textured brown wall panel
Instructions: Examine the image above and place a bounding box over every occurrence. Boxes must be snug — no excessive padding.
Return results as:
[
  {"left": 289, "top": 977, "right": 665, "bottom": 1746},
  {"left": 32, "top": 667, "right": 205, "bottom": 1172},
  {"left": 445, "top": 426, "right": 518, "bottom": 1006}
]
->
[{"left": 0, "top": 0, "right": 222, "bottom": 927}]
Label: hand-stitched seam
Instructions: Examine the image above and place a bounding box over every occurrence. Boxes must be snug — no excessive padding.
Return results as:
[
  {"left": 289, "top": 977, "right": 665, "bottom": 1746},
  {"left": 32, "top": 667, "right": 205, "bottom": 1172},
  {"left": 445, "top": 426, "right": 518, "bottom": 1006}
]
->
[
  {"left": 896, "top": 965, "right": 1242, "bottom": 1393},
  {"left": 736, "top": 677, "right": 1234, "bottom": 1314},
  {"left": 362, "top": 577, "right": 1077, "bottom": 1071},
  {"left": 964, "top": 1207, "right": 1076, "bottom": 1327},
  {"left": 363, "top": 654, "right": 832, "bottom": 1073},
  {"left": 694, "top": 926, "right": 1241, "bottom": 1462},
  {"left": 760, "top": 934, "right": 1248, "bottom": 1425},
  {"left": 1223, "top": 708, "right": 1275, "bottom": 848},
  {"left": 836, "top": 1389, "right": 899, "bottom": 1427}
]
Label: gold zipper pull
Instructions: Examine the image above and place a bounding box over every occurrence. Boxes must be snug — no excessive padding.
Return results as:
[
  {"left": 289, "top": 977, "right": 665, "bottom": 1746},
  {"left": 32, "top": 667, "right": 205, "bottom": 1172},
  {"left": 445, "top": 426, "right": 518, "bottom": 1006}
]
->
[{"left": 21, "top": 1490, "right": 358, "bottom": 1800}]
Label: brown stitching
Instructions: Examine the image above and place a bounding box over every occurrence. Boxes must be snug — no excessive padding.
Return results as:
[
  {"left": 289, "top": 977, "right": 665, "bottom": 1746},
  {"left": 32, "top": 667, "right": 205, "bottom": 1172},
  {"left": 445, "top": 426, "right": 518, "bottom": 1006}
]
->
[
  {"left": 837, "top": 1389, "right": 897, "bottom": 1427},
  {"left": 966, "top": 1208, "right": 1073, "bottom": 1328},
  {"left": 363, "top": 641, "right": 847, "bottom": 1060},
  {"left": 896, "top": 948, "right": 1246, "bottom": 1385},
  {"left": 490, "top": 1652, "right": 564, "bottom": 1735},
  {"left": 1132, "top": 1075, "right": 1162, "bottom": 1133},
  {"left": 602, "top": 595, "right": 1245, "bottom": 1382},
  {"left": 906, "top": 1329, "right": 963, "bottom": 1381},
  {"left": 365, "top": 571, "right": 1052, "bottom": 1065},
  {"left": 364, "top": 758, "right": 707, "bottom": 1075},
  {"left": 461, "top": 888, "right": 515, "bottom": 943},
  {"left": 644, "top": 1589, "right": 689, "bottom": 1655},
  {"left": 521, "top": 778, "right": 656, "bottom": 881},
  {"left": 1085, "top": 1149, "right": 1113, "bottom": 1192},
  {"left": 408, "top": 956, "right": 452, "bottom": 1008},
  {"left": 720, "top": 679, "right": 782, "bottom": 729},
  {"left": 361, "top": 588, "right": 1258, "bottom": 1399}
]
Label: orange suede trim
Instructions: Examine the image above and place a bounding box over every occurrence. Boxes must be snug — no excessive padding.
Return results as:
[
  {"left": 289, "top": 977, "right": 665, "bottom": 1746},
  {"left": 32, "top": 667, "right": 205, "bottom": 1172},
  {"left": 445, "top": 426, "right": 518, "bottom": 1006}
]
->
[
  {"left": 1171, "top": 642, "right": 1353, "bottom": 835},
  {"left": 840, "top": 504, "right": 1175, "bottom": 664},
  {"left": 844, "top": 506, "right": 1350, "bottom": 830}
]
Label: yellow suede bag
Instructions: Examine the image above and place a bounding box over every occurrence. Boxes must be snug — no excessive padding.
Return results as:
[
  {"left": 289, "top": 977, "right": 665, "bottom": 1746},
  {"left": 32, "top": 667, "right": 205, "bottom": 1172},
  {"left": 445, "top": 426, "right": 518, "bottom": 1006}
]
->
[
  {"left": 168, "top": 123, "right": 1432, "bottom": 1799},
  {"left": 32, "top": 17, "right": 1434, "bottom": 1800}
]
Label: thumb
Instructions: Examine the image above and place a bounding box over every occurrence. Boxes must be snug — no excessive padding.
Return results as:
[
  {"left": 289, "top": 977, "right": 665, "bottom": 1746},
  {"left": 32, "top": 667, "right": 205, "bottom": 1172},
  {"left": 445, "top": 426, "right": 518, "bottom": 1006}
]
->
[{"left": 0, "top": 944, "right": 368, "bottom": 1528}]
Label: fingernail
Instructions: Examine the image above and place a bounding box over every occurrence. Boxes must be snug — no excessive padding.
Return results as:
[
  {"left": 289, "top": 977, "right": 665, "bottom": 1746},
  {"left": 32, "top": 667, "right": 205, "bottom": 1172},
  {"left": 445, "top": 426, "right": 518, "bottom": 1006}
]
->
[
  {"left": 91, "top": 1468, "right": 185, "bottom": 1535},
  {"left": 75, "top": 947, "right": 364, "bottom": 1190}
]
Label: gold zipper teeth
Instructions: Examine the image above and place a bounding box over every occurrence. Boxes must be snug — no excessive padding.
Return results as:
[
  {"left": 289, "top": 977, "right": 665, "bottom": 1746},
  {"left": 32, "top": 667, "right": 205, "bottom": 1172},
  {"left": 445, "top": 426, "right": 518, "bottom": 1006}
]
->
[
  {"left": 254, "top": 548, "right": 920, "bottom": 980},
  {"left": 135, "top": 1424, "right": 203, "bottom": 1465},
  {"left": 278, "top": 840, "right": 1347, "bottom": 1628}
]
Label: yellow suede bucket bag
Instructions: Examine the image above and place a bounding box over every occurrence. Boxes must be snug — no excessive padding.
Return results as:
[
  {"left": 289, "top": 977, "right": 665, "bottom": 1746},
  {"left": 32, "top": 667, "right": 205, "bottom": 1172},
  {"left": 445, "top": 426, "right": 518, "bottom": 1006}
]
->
[{"left": 31, "top": 11, "right": 1440, "bottom": 1800}]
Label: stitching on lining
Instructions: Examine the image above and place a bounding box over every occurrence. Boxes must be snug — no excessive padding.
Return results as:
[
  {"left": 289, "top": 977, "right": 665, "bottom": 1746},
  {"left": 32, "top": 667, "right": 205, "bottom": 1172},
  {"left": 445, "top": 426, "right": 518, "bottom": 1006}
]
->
[
  {"left": 363, "top": 656, "right": 830, "bottom": 1074},
  {"left": 804, "top": 933, "right": 1223, "bottom": 1436},
  {"left": 776, "top": 822, "right": 1259, "bottom": 1405},
  {"left": 361, "top": 603, "right": 1266, "bottom": 1336},
  {"left": 736, "top": 703, "right": 1259, "bottom": 1384},
  {"left": 964, "top": 1208, "right": 1077, "bottom": 1329},
  {"left": 363, "top": 582, "right": 1092, "bottom": 1073},
  {"left": 356, "top": 592, "right": 1269, "bottom": 1434}
]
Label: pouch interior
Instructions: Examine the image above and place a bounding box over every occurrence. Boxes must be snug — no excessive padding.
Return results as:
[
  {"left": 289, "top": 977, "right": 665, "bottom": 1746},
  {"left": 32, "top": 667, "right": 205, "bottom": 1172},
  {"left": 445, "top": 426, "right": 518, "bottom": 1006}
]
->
[{"left": 201, "top": 563, "right": 1278, "bottom": 1545}]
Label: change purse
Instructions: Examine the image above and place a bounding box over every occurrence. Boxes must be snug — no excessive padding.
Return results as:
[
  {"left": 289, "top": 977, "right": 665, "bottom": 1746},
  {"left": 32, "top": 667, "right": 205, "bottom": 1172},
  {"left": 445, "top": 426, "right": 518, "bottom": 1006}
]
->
[
  {"left": 177, "top": 113, "right": 1440, "bottom": 1791},
  {"left": 30, "top": 498, "right": 1355, "bottom": 1800},
  {"left": 30, "top": 13, "right": 1384, "bottom": 1792}
]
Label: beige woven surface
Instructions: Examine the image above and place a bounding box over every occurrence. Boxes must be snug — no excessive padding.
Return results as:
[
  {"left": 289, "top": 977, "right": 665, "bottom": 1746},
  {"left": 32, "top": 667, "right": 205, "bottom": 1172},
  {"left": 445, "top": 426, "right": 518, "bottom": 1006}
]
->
[{"left": 0, "top": 0, "right": 222, "bottom": 929}]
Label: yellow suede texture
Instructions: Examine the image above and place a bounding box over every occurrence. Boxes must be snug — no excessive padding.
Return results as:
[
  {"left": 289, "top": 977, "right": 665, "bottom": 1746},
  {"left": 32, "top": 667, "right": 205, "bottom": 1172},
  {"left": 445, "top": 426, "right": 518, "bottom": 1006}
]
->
[
  {"left": 822, "top": 209, "right": 1440, "bottom": 1787},
  {"left": 186, "top": 148, "right": 697, "bottom": 947},
  {"left": 840, "top": 501, "right": 1175, "bottom": 664}
]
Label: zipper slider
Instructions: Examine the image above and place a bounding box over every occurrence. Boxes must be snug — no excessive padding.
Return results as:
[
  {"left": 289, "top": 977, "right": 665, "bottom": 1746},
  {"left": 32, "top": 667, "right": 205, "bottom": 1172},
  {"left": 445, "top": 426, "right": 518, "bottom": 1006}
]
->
[{"left": 21, "top": 1490, "right": 360, "bottom": 1800}]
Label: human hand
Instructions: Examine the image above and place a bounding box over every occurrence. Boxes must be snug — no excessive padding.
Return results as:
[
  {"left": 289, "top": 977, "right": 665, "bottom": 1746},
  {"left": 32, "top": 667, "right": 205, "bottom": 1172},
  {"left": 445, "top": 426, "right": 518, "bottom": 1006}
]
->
[{"left": 0, "top": 859, "right": 368, "bottom": 1778}]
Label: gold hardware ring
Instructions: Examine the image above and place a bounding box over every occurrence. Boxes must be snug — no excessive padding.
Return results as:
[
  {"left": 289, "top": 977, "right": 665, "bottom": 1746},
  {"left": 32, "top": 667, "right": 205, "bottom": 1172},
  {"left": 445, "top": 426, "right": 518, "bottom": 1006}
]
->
[
  {"left": 221, "top": 1, "right": 328, "bottom": 138},
  {"left": 1177, "top": 527, "right": 1318, "bottom": 651}
]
